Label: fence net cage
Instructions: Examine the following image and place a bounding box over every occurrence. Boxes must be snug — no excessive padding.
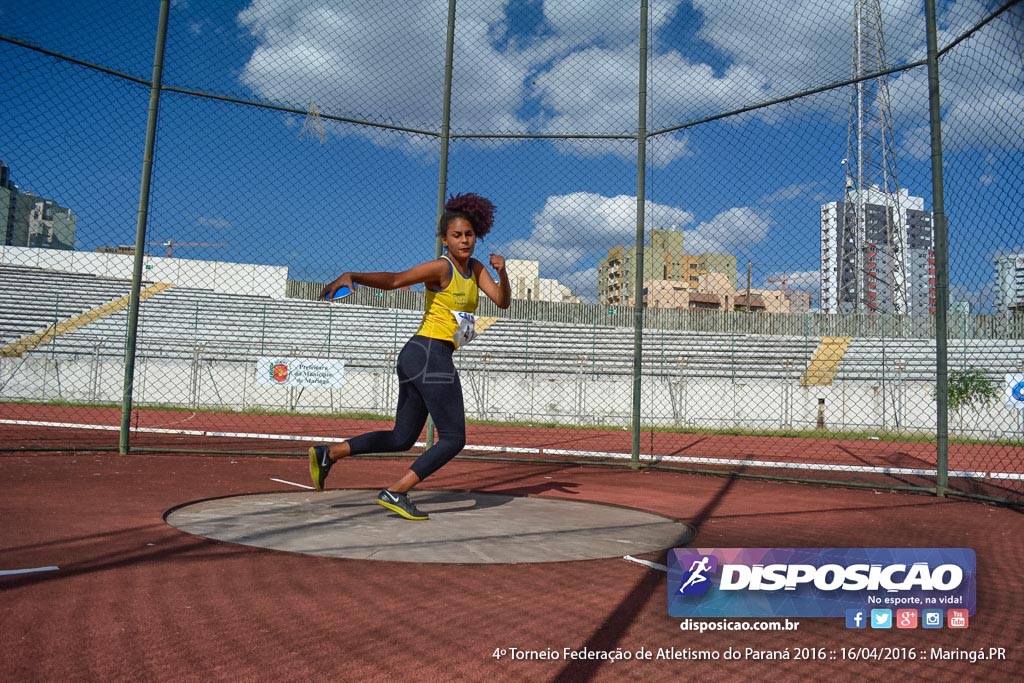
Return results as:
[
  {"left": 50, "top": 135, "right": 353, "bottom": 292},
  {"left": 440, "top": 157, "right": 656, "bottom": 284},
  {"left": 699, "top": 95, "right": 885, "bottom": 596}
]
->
[{"left": 1, "top": 0, "right": 1022, "bottom": 504}]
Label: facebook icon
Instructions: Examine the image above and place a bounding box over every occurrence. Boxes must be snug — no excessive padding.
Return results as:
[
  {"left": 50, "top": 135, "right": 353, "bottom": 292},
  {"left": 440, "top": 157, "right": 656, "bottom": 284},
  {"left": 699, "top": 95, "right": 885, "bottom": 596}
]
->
[{"left": 845, "top": 609, "right": 866, "bottom": 629}]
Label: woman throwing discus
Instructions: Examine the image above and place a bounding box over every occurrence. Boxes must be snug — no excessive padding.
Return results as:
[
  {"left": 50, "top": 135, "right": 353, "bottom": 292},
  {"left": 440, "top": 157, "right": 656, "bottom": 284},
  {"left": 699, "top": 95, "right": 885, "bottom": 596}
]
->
[{"left": 308, "top": 193, "right": 511, "bottom": 520}]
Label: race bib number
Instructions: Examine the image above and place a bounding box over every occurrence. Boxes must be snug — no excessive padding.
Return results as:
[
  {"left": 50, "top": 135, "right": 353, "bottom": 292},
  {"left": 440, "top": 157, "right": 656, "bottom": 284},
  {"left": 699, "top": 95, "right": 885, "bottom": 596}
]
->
[{"left": 452, "top": 311, "right": 477, "bottom": 347}]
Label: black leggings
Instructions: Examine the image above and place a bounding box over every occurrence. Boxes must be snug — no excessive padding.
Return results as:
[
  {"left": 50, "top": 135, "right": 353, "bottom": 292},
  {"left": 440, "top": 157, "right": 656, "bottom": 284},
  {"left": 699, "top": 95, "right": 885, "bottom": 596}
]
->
[{"left": 344, "top": 335, "right": 466, "bottom": 481}]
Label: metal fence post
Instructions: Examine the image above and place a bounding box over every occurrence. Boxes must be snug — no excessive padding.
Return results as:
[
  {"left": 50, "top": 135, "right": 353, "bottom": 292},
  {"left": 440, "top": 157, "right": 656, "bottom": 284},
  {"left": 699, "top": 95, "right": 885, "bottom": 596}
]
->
[
  {"left": 119, "top": 0, "right": 171, "bottom": 455},
  {"left": 426, "top": 0, "right": 458, "bottom": 451},
  {"left": 630, "top": 0, "right": 650, "bottom": 469},
  {"left": 925, "top": 0, "right": 950, "bottom": 496}
]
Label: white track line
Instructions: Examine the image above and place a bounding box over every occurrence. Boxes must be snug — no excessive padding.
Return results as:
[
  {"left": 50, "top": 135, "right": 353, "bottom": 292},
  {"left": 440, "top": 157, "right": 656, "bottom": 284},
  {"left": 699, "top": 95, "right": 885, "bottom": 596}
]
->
[
  {"left": 0, "top": 419, "right": 341, "bottom": 442},
  {"left": 623, "top": 555, "right": 667, "bottom": 572},
  {"left": 5, "top": 418, "right": 1022, "bottom": 481},
  {"left": 0, "top": 566, "right": 59, "bottom": 577},
  {"left": 270, "top": 477, "right": 314, "bottom": 490}
]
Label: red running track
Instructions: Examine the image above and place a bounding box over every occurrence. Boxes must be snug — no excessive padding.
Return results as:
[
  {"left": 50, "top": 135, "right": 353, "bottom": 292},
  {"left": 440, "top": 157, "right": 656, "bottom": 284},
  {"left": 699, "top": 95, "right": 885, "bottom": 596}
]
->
[
  {"left": 1, "top": 452, "right": 1022, "bottom": 682},
  {"left": 2, "top": 402, "right": 1022, "bottom": 502}
]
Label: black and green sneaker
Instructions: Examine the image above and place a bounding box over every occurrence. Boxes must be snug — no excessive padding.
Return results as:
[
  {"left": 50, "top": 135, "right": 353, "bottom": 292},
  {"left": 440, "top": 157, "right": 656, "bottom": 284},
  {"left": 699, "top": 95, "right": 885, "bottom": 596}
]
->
[
  {"left": 376, "top": 489, "right": 429, "bottom": 520},
  {"left": 308, "top": 445, "right": 333, "bottom": 491}
]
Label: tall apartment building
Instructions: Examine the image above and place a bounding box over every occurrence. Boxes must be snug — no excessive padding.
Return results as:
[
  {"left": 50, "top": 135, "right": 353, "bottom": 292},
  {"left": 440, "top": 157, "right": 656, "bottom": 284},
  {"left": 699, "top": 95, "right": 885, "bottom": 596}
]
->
[
  {"left": 820, "top": 186, "right": 934, "bottom": 315},
  {"left": 995, "top": 253, "right": 1024, "bottom": 314},
  {"left": 597, "top": 229, "right": 736, "bottom": 307},
  {"left": 1, "top": 160, "right": 76, "bottom": 250}
]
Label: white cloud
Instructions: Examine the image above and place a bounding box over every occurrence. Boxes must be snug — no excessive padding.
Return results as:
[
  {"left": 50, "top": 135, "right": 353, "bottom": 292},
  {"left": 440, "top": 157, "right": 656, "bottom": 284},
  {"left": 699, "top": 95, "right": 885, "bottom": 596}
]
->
[
  {"left": 890, "top": 5, "right": 1024, "bottom": 158},
  {"left": 531, "top": 47, "right": 772, "bottom": 163},
  {"left": 503, "top": 239, "right": 586, "bottom": 269},
  {"left": 237, "top": 1, "right": 446, "bottom": 132},
  {"left": 494, "top": 192, "right": 780, "bottom": 300},
  {"left": 649, "top": 54, "right": 775, "bottom": 122},
  {"left": 766, "top": 269, "right": 820, "bottom": 293},
  {"left": 234, "top": 0, "right": 1021, "bottom": 163},
  {"left": 534, "top": 192, "right": 694, "bottom": 253},
  {"left": 760, "top": 182, "right": 824, "bottom": 203},
  {"left": 560, "top": 267, "right": 600, "bottom": 302},
  {"left": 495, "top": 192, "right": 694, "bottom": 277},
  {"left": 530, "top": 45, "right": 639, "bottom": 136},
  {"left": 234, "top": 0, "right": 787, "bottom": 161},
  {"left": 543, "top": 0, "right": 677, "bottom": 47},
  {"left": 683, "top": 207, "right": 773, "bottom": 254},
  {"left": 535, "top": 0, "right": 1022, "bottom": 158},
  {"left": 690, "top": 0, "right": 923, "bottom": 90},
  {"left": 897, "top": 123, "right": 932, "bottom": 160},
  {"left": 649, "top": 132, "right": 694, "bottom": 167},
  {"left": 943, "top": 87, "right": 1024, "bottom": 153},
  {"left": 898, "top": 82, "right": 1024, "bottom": 160},
  {"left": 548, "top": 138, "right": 635, "bottom": 164},
  {"left": 236, "top": 0, "right": 528, "bottom": 147},
  {"left": 197, "top": 216, "right": 232, "bottom": 229}
]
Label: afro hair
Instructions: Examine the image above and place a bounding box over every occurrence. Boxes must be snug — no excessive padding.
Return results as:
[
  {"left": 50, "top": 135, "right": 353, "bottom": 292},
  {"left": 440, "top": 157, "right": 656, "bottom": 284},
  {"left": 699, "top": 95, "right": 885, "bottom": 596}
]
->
[{"left": 439, "top": 192, "right": 496, "bottom": 239}]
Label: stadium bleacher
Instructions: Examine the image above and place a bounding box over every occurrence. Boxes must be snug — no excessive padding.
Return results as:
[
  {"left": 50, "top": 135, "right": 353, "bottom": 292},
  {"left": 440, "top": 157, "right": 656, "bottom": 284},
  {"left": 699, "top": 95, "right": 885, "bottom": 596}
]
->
[
  {"left": 0, "top": 263, "right": 134, "bottom": 347},
  {"left": 2, "top": 264, "right": 1021, "bottom": 383}
]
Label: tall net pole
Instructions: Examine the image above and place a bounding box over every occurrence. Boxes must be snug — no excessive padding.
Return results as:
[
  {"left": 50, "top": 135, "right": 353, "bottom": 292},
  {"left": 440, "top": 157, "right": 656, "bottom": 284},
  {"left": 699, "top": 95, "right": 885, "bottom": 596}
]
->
[{"left": 842, "top": 0, "right": 909, "bottom": 315}]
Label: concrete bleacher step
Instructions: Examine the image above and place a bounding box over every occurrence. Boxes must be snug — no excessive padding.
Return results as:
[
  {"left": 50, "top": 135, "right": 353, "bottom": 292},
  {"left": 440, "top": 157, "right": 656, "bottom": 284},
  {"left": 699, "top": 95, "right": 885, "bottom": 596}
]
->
[
  {"left": 0, "top": 265, "right": 172, "bottom": 356},
  {"left": 6, "top": 265, "right": 1024, "bottom": 380}
]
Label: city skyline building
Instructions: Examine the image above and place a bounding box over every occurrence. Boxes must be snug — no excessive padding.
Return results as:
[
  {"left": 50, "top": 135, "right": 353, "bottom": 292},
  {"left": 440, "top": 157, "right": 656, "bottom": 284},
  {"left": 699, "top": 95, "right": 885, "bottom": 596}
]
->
[
  {"left": 505, "top": 258, "right": 580, "bottom": 304},
  {"left": 643, "top": 271, "right": 794, "bottom": 313},
  {"left": 820, "top": 186, "right": 935, "bottom": 315},
  {"left": 598, "top": 229, "right": 737, "bottom": 307},
  {"left": 1, "top": 160, "right": 76, "bottom": 251},
  {"left": 994, "top": 252, "right": 1024, "bottom": 315}
]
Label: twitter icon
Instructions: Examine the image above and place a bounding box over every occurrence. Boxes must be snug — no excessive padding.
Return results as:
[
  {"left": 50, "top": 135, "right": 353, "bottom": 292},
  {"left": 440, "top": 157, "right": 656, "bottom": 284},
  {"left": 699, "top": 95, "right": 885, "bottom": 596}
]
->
[{"left": 870, "top": 609, "right": 893, "bottom": 629}]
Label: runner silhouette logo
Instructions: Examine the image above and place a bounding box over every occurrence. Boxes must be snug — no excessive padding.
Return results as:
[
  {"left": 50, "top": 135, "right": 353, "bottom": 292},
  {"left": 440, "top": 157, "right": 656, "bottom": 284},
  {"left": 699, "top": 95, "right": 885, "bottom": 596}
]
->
[{"left": 677, "top": 555, "right": 718, "bottom": 596}]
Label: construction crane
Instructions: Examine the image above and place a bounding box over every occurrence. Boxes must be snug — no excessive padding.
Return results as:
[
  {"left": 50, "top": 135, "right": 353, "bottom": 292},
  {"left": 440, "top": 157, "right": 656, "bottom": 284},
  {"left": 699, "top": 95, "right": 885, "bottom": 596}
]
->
[
  {"left": 147, "top": 240, "right": 230, "bottom": 258},
  {"left": 767, "top": 272, "right": 788, "bottom": 298}
]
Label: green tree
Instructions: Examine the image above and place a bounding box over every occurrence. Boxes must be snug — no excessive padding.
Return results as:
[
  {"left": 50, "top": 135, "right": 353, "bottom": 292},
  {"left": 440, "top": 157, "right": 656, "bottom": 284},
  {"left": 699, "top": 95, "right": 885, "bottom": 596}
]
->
[{"left": 944, "top": 368, "right": 999, "bottom": 412}]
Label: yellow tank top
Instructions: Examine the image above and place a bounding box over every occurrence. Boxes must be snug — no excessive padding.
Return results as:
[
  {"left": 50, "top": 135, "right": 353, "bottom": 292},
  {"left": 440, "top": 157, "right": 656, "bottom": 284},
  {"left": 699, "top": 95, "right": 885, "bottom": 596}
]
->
[{"left": 416, "top": 255, "right": 479, "bottom": 343}]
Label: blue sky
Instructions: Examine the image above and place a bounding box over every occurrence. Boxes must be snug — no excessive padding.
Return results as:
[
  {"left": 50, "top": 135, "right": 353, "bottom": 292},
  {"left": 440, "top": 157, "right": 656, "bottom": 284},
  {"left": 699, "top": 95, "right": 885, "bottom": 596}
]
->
[{"left": 1, "top": 0, "right": 1021, "bottom": 310}]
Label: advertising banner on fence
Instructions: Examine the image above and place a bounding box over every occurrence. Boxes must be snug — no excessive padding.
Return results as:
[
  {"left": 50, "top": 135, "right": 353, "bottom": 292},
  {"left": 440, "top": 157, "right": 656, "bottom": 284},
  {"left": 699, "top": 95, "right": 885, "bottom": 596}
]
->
[
  {"left": 1005, "top": 373, "right": 1024, "bottom": 409},
  {"left": 667, "top": 548, "right": 976, "bottom": 619},
  {"left": 256, "top": 358, "right": 346, "bottom": 388}
]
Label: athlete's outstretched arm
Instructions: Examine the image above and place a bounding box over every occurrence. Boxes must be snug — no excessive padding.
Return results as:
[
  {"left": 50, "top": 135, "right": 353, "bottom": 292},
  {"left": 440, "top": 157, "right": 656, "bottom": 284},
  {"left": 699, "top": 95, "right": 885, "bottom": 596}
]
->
[{"left": 321, "top": 259, "right": 450, "bottom": 300}]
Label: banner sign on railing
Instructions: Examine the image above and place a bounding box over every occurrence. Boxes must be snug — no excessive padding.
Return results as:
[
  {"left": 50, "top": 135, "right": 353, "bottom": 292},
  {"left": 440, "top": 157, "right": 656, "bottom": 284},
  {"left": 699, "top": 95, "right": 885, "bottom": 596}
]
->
[{"left": 256, "top": 358, "right": 346, "bottom": 388}]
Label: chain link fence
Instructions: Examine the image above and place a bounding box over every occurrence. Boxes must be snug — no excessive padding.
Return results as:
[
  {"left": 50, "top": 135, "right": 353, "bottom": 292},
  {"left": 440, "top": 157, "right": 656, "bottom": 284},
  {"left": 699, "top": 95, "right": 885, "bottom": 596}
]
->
[{"left": 1, "top": 0, "right": 1022, "bottom": 503}]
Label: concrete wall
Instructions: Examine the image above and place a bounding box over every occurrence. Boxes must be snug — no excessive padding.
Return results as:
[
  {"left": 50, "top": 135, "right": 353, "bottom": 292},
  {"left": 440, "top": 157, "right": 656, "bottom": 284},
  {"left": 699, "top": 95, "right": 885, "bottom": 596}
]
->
[
  {"left": 4, "top": 352, "right": 1021, "bottom": 441},
  {"left": 0, "top": 246, "right": 289, "bottom": 298}
]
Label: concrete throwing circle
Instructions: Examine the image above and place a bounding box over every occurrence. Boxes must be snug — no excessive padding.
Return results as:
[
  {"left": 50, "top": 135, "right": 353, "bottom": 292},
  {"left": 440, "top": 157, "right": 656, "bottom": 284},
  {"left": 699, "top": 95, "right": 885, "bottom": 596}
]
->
[{"left": 166, "top": 489, "right": 694, "bottom": 564}]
